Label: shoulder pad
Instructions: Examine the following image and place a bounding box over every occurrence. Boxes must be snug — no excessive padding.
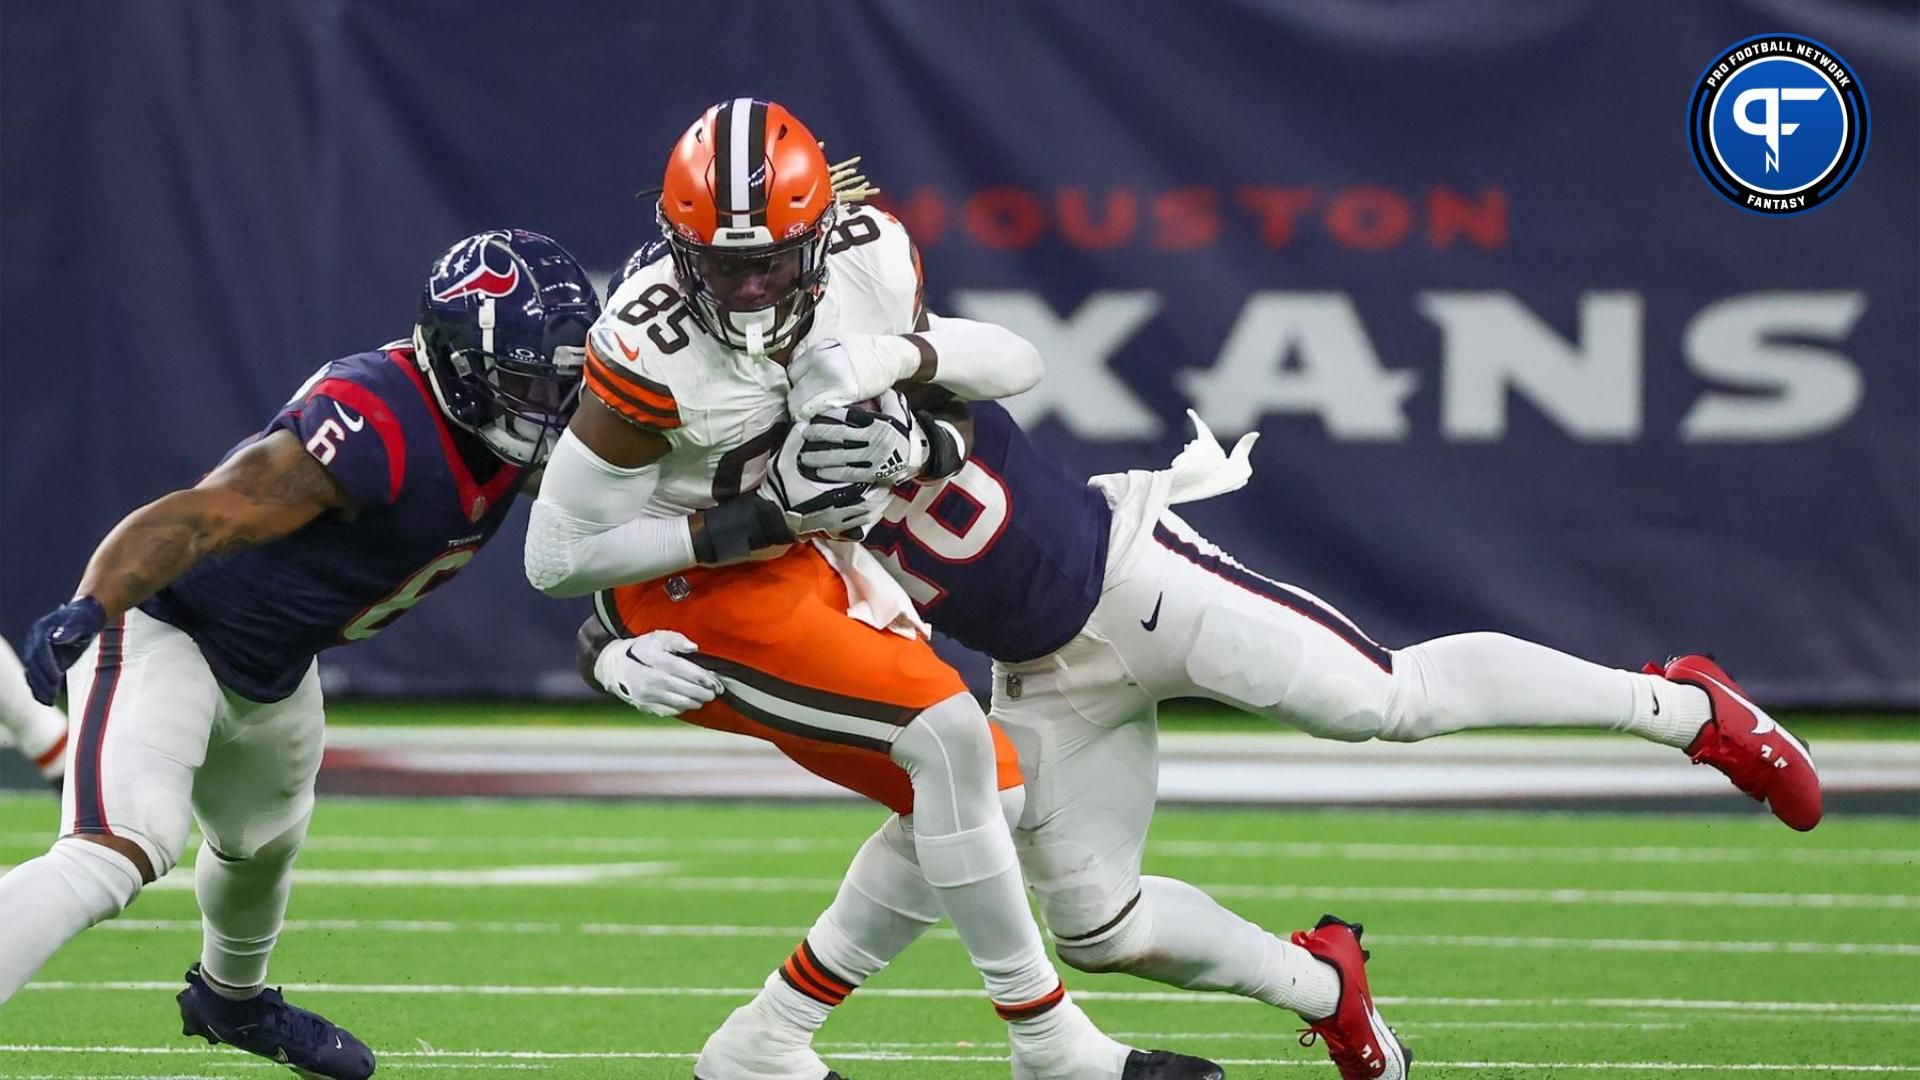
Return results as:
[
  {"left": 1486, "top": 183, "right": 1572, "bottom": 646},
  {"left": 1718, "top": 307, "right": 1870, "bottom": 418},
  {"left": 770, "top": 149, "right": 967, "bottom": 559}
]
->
[
  {"left": 584, "top": 321, "right": 682, "bottom": 432},
  {"left": 827, "top": 206, "right": 924, "bottom": 329}
]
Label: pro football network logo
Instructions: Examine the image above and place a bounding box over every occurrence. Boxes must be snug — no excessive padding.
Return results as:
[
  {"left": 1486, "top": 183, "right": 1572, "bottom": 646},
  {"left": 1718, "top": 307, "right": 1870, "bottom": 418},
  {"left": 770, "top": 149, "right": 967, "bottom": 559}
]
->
[{"left": 1689, "top": 34, "right": 1869, "bottom": 215}]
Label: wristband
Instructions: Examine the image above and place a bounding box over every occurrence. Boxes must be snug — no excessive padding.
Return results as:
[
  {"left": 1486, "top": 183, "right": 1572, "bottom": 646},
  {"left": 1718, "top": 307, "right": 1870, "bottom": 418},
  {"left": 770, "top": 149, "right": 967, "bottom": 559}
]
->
[
  {"left": 693, "top": 496, "right": 791, "bottom": 564},
  {"left": 918, "top": 415, "right": 968, "bottom": 481}
]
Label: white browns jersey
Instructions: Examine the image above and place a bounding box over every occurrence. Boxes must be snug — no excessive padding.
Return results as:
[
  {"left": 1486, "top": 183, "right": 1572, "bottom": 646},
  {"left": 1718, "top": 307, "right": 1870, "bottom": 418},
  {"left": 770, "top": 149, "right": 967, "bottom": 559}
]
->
[{"left": 582, "top": 205, "right": 924, "bottom": 518}]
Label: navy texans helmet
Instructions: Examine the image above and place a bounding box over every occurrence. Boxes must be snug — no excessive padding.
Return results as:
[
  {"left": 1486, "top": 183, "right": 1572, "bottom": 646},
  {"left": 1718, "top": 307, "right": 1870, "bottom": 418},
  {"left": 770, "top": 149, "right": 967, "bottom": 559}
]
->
[
  {"left": 607, "top": 237, "right": 670, "bottom": 298},
  {"left": 415, "top": 230, "right": 600, "bottom": 467}
]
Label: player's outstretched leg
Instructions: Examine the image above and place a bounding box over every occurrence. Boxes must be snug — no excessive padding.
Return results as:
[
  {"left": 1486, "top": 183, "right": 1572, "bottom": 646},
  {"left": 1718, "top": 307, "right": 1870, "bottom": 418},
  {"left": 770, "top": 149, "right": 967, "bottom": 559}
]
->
[
  {"left": 1383, "top": 635, "right": 1821, "bottom": 828},
  {"left": 1291, "top": 916, "right": 1411, "bottom": 1080},
  {"left": 700, "top": 812, "right": 1224, "bottom": 1080},
  {"left": 178, "top": 963, "right": 374, "bottom": 1080},
  {"left": 890, "top": 693, "right": 1223, "bottom": 1080},
  {"left": 1125, "top": 513, "right": 1823, "bottom": 829},
  {"left": 0, "top": 636, "right": 69, "bottom": 788}
]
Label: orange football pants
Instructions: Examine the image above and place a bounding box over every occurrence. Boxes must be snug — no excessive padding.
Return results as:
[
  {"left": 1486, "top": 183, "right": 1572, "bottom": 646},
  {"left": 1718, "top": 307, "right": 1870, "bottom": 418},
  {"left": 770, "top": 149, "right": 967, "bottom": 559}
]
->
[{"left": 600, "top": 545, "right": 1022, "bottom": 814}]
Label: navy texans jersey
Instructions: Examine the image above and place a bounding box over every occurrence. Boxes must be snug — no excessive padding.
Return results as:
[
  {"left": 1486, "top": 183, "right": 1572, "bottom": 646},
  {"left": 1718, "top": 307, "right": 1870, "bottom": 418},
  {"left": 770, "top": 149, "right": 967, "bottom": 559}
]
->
[
  {"left": 864, "top": 401, "right": 1110, "bottom": 662},
  {"left": 141, "top": 346, "right": 524, "bottom": 701}
]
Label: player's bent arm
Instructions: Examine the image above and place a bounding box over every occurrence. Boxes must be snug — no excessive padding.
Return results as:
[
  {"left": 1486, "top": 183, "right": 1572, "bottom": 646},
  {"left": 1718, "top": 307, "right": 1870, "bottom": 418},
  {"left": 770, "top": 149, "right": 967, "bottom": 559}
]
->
[
  {"left": 788, "top": 316, "right": 1042, "bottom": 419},
  {"left": 905, "top": 312, "right": 1043, "bottom": 401},
  {"left": 572, "top": 613, "right": 722, "bottom": 717},
  {"left": 525, "top": 396, "right": 792, "bottom": 597},
  {"left": 75, "top": 429, "right": 350, "bottom": 620}
]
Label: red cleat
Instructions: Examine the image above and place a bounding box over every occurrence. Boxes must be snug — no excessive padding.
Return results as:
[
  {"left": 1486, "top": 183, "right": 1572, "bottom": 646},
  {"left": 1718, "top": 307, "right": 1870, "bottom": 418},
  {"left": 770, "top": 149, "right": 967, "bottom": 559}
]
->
[
  {"left": 1292, "top": 915, "right": 1411, "bottom": 1080},
  {"left": 1646, "top": 654, "right": 1823, "bottom": 831}
]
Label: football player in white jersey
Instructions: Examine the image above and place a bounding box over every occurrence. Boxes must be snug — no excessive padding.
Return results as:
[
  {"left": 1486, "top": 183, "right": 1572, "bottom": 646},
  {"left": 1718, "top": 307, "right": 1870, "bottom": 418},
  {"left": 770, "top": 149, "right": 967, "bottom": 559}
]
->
[
  {"left": 0, "top": 637, "right": 67, "bottom": 787},
  {"left": 526, "top": 98, "right": 1220, "bottom": 1080}
]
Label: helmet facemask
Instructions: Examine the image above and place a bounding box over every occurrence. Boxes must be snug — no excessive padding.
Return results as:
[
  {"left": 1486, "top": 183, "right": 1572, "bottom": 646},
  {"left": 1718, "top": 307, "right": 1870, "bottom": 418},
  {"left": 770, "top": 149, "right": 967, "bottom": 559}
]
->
[
  {"left": 662, "top": 200, "right": 836, "bottom": 358},
  {"left": 413, "top": 310, "right": 587, "bottom": 468}
]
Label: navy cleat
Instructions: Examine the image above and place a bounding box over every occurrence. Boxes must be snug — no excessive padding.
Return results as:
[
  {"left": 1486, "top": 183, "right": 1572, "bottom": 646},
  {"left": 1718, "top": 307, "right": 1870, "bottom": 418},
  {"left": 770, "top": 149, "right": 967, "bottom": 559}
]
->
[
  {"left": 178, "top": 964, "right": 375, "bottom": 1079},
  {"left": 1123, "top": 1049, "right": 1227, "bottom": 1079}
]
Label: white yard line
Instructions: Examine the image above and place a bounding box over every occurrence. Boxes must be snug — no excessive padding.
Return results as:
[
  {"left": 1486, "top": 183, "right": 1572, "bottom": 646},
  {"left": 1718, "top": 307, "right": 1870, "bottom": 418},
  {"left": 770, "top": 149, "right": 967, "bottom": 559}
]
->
[
  {"left": 3, "top": 1045, "right": 1918, "bottom": 1073},
  {"left": 90, "top": 918, "right": 1920, "bottom": 957},
  {"left": 17, "top": 985, "right": 1920, "bottom": 1015},
  {"left": 8, "top": 831, "right": 1913, "bottom": 867},
  {"left": 1148, "top": 839, "right": 1920, "bottom": 866},
  {"left": 20, "top": 861, "right": 1906, "bottom": 908}
]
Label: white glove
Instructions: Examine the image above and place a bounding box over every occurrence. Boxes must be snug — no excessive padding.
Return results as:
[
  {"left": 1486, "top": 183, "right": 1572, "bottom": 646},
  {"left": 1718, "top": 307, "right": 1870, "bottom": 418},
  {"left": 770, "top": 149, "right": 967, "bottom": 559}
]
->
[
  {"left": 593, "top": 631, "right": 725, "bottom": 717},
  {"left": 1166, "top": 409, "right": 1258, "bottom": 505},
  {"left": 787, "top": 334, "right": 920, "bottom": 420},
  {"left": 796, "top": 390, "right": 929, "bottom": 485},
  {"left": 762, "top": 422, "right": 895, "bottom": 539}
]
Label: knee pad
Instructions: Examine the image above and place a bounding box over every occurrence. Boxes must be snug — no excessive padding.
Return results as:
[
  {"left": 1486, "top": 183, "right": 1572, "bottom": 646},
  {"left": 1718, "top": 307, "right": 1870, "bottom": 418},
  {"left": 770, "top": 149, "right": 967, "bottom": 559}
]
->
[
  {"left": 893, "top": 693, "right": 1003, "bottom": 837},
  {"left": 1052, "top": 892, "right": 1152, "bottom": 975},
  {"left": 913, "top": 819, "right": 1017, "bottom": 888},
  {"left": 892, "top": 693, "right": 997, "bottom": 779},
  {"left": 202, "top": 806, "right": 311, "bottom": 868},
  {"left": 49, "top": 837, "right": 144, "bottom": 921}
]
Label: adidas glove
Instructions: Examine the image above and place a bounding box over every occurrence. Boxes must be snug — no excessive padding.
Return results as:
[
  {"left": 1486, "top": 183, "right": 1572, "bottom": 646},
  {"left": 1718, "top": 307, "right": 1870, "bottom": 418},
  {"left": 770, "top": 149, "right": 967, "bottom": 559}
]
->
[
  {"left": 797, "top": 390, "right": 966, "bottom": 486},
  {"left": 763, "top": 421, "right": 894, "bottom": 539}
]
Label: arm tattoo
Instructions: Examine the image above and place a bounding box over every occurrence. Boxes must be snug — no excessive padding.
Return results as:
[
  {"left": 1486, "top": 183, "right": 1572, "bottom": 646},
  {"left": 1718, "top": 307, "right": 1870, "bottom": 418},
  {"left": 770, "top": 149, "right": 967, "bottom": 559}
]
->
[
  {"left": 223, "top": 444, "right": 342, "bottom": 506},
  {"left": 77, "top": 433, "right": 346, "bottom": 617}
]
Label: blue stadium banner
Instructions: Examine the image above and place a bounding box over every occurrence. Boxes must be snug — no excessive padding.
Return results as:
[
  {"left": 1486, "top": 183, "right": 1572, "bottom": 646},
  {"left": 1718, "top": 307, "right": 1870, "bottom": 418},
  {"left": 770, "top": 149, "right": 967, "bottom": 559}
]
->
[{"left": 2, "top": 2, "right": 1913, "bottom": 705}]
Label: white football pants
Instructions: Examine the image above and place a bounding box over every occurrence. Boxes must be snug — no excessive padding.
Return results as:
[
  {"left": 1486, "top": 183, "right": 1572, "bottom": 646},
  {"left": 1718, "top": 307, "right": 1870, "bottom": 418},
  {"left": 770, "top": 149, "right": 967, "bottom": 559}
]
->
[
  {"left": 999, "top": 473, "right": 1653, "bottom": 940},
  {"left": 0, "top": 608, "right": 323, "bottom": 999}
]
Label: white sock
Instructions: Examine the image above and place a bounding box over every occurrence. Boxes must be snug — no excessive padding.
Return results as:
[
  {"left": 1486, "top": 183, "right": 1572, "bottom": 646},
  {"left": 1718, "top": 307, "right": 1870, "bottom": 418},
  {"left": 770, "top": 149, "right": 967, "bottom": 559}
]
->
[
  {"left": 1622, "top": 675, "right": 1713, "bottom": 748},
  {"left": 196, "top": 824, "right": 305, "bottom": 992},
  {"left": 1140, "top": 877, "right": 1339, "bottom": 1020},
  {"left": 1056, "top": 876, "right": 1340, "bottom": 1021},
  {"left": 0, "top": 838, "right": 143, "bottom": 1001},
  {"left": 761, "top": 816, "right": 941, "bottom": 1033},
  {"left": 0, "top": 639, "right": 70, "bottom": 780},
  {"left": 1007, "top": 998, "right": 1129, "bottom": 1078},
  {"left": 891, "top": 696, "right": 1067, "bottom": 1017},
  {"left": 1388, "top": 632, "right": 1706, "bottom": 745},
  {"left": 917, "top": 820, "right": 1062, "bottom": 1008}
]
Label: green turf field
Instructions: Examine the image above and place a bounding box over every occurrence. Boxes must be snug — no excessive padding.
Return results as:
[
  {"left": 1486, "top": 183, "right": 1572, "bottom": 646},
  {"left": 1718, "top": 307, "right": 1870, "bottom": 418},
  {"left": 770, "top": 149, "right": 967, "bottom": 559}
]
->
[
  {"left": 315, "top": 698, "right": 1920, "bottom": 742},
  {"left": 2, "top": 796, "right": 1916, "bottom": 1079}
]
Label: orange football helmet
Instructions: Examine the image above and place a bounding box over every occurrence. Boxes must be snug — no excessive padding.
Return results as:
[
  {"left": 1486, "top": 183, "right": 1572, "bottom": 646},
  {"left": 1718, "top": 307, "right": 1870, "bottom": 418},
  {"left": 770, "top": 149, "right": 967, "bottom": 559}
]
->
[{"left": 658, "top": 98, "right": 837, "bottom": 356}]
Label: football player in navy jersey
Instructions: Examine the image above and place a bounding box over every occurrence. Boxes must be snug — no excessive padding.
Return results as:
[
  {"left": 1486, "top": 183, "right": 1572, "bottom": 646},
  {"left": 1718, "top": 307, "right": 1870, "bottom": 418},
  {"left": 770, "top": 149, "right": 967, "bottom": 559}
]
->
[
  {"left": 0, "top": 229, "right": 598, "bottom": 1079},
  {"left": 594, "top": 372, "right": 1823, "bottom": 1080}
]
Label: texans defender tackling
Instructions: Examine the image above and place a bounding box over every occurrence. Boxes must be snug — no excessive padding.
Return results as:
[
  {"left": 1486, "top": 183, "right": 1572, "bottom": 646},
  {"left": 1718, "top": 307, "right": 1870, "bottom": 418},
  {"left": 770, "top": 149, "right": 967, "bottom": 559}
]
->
[
  {"left": 0, "top": 638, "right": 68, "bottom": 787},
  {"left": 609, "top": 388, "right": 1824, "bottom": 1079},
  {"left": 532, "top": 99, "right": 1219, "bottom": 1080},
  {"left": 0, "top": 230, "right": 598, "bottom": 1080}
]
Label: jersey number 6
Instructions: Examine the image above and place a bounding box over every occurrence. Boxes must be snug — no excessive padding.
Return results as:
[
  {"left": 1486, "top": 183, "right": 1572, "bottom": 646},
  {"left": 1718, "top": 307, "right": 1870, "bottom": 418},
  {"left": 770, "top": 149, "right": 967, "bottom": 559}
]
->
[{"left": 341, "top": 546, "right": 480, "bottom": 641}]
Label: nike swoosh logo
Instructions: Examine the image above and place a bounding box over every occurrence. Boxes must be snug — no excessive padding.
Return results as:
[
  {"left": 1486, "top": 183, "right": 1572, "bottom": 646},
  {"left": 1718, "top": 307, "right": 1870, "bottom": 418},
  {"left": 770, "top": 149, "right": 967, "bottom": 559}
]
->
[
  {"left": 1650, "top": 693, "right": 1660, "bottom": 716},
  {"left": 1697, "top": 671, "right": 1775, "bottom": 735},
  {"left": 1141, "top": 593, "right": 1163, "bottom": 632},
  {"left": 618, "top": 337, "right": 641, "bottom": 362},
  {"left": 333, "top": 402, "right": 366, "bottom": 431}
]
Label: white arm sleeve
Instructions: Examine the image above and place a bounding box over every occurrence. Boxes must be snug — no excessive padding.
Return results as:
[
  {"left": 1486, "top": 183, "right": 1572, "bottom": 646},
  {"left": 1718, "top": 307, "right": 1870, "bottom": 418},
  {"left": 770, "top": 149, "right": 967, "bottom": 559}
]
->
[
  {"left": 524, "top": 429, "right": 698, "bottom": 598},
  {"left": 916, "top": 313, "right": 1043, "bottom": 401}
]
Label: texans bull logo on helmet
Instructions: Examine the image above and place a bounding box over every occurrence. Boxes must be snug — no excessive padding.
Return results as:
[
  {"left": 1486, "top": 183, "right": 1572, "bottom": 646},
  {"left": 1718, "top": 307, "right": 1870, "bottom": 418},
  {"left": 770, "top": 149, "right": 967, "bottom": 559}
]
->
[{"left": 431, "top": 235, "right": 523, "bottom": 302}]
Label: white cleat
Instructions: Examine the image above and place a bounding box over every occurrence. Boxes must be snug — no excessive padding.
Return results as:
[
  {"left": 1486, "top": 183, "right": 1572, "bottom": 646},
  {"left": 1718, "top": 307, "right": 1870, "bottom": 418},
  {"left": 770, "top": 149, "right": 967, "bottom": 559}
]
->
[{"left": 692, "top": 1003, "right": 845, "bottom": 1080}]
